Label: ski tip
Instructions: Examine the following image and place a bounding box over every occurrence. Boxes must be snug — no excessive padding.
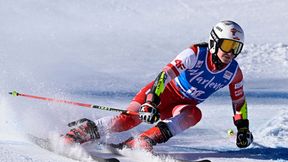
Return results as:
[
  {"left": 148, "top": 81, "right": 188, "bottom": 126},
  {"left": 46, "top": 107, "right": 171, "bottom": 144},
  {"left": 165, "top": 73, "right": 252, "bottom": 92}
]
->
[
  {"left": 105, "top": 158, "right": 120, "bottom": 162},
  {"left": 194, "top": 160, "right": 211, "bottom": 162},
  {"left": 111, "top": 158, "right": 120, "bottom": 162},
  {"left": 9, "top": 91, "right": 19, "bottom": 96},
  {"left": 91, "top": 156, "right": 120, "bottom": 162}
]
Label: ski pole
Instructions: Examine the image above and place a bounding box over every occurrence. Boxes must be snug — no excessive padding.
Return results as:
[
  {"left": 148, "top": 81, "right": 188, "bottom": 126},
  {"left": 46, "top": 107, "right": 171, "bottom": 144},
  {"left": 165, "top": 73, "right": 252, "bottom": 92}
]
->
[{"left": 9, "top": 91, "right": 139, "bottom": 116}]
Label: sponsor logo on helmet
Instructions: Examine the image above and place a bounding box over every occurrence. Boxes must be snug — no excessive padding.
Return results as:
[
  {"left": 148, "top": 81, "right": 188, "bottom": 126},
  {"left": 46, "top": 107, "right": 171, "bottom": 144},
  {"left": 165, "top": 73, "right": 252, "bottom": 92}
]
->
[
  {"left": 216, "top": 26, "right": 223, "bottom": 32},
  {"left": 231, "top": 28, "right": 241, "bottom": 40},
  {"left": 231, "top": 28, "right": 239, "bottom": 36}
]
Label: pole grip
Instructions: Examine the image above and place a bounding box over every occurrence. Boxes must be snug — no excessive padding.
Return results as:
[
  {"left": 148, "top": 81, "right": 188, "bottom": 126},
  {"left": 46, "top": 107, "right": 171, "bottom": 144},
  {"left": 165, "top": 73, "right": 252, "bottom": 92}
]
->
[{"left": 9, "top": 91, "right": 19, "bottom": 96}]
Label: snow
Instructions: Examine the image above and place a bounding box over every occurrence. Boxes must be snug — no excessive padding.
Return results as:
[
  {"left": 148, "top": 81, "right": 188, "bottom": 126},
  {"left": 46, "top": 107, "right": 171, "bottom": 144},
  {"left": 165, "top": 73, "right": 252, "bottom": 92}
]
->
[{"left": 0, "top": 0, "right": 288, "bottom": 161}]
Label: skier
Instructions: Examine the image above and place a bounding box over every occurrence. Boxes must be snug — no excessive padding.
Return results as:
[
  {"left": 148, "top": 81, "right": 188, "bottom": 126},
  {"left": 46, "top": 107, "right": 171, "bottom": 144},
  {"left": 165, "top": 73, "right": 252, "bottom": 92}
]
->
[{"left": 64, "top": 20, "right": 254, "bottom": 151}]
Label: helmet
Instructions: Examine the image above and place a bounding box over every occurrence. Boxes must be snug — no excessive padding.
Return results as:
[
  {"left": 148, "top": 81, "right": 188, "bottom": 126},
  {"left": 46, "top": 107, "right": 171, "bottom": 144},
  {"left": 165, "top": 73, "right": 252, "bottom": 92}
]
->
[{"left": 209, "top": 20, "right": 244, "bottom": 56}]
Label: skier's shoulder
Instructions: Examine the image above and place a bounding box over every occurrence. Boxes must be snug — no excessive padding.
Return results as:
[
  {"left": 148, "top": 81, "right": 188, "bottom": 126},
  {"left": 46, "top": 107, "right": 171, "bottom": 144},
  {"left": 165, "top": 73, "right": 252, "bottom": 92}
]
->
[
  {"left": 192, "top": 42, "right": 209, "bottom": 48},
  {"left": 189, "top": 42, "right": 209, "bottom": 54},
  {"left": 175, "top": 42, "right": 208, "bottom": 67},
  {"left": 190, "top": 42, "right": 209, "bottom": 49}
]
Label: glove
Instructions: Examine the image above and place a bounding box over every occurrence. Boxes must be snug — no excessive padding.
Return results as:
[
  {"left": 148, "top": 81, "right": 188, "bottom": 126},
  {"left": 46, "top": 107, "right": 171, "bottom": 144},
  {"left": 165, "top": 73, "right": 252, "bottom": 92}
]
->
[
  {"left": 139, "top": 102, "right": 160, "bottom": 124},
  {"left": 236, "top": 128, "right": 253, "bottom": 148},
  {"left": 64, "top": 118, "right": 100, "bottom": 144},
  {"left": 234, "top": 119, "right": 253, "bottom": 148}
]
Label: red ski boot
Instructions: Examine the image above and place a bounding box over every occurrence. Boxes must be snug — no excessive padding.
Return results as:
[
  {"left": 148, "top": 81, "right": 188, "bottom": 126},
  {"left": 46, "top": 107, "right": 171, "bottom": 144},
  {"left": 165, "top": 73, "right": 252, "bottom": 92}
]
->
[
  {"left": 113, "top": 122, "right": 173, "bottom": 151},
  {"left": 63, "top": 118, "right": 100, "bottom": 144}
]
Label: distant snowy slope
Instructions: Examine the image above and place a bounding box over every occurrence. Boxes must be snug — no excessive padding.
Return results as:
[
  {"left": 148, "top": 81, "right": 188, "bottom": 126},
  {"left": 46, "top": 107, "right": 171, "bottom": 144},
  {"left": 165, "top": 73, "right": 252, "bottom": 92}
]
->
[
  {"left": 240, "top": 43, "right": 288, "bottom": 80},
  {"left": 1, "top": 0, "right": 288, "bottom": 92}
]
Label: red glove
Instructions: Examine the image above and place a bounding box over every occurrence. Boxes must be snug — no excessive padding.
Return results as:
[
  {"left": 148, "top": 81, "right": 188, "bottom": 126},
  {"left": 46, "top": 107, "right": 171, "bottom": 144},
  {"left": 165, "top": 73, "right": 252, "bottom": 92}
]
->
[{"left": 139, "top": 102, "right": 160, "bottom": 124}]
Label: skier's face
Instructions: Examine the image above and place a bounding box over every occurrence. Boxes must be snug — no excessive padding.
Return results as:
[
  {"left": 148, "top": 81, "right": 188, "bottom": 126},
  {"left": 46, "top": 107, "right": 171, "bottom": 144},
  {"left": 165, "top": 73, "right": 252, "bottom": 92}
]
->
[{"left": 217, "top": 48, "right": 235, "bottom": 64}]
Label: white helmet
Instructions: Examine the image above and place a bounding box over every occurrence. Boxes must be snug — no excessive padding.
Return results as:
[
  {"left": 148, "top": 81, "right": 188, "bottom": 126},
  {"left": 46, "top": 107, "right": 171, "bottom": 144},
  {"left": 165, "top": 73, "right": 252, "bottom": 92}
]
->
[{"left": 209, "top": 20, "right": 244, "bottom": 56}]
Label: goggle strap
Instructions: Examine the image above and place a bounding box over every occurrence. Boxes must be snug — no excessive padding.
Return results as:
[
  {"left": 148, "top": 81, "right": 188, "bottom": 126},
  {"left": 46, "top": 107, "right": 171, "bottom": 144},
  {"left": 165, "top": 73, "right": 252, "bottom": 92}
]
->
[{"left": 210, "top": 29, "right": 219, "bottom": 42}]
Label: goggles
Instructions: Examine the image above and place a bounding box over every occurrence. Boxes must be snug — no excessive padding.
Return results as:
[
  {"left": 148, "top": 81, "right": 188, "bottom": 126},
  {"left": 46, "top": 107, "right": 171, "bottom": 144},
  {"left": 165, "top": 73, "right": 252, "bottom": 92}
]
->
[
  {"left": 210, "top": 29, "right": 244, "bottom": 56},
  {"left": 218, "top": 39, "right": 243, "bottom": 55}
]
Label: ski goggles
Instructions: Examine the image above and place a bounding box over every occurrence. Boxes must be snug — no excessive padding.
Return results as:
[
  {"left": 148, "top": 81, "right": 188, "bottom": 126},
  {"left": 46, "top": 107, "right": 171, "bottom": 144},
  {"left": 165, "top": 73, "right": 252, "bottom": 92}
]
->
[
  {"left": 218, "top": 39, "right": 243, "bottom": 55},
  {"left": 210, "top": 29, "right": 244, "bottom": 56}
]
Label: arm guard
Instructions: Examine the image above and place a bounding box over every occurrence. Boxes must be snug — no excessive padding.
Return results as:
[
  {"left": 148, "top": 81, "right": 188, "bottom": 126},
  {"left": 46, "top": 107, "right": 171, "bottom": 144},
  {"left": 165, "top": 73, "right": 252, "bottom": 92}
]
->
[
  {"left": 233, "top": 101, "right": 249, "bottom": 130},
  {"left": 146, "top": 71, "right": 167, "bottom": 106},
  {"left": 233, "top": 100, "right": 248, "bottom": 121}
]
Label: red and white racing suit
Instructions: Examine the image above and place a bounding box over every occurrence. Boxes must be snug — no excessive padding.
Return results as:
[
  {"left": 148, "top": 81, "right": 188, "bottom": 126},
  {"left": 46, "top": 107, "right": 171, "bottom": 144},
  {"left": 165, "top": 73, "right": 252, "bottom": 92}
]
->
[{"left": 95, "top": 43, "right": 248, "bottom": 147}]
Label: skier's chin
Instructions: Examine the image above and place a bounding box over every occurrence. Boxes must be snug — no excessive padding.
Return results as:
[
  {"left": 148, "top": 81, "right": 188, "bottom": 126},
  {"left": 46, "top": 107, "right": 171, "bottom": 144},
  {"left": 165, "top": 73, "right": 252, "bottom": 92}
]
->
[{"left": 220, "top": 58, "right": 232, "bottom": 64}]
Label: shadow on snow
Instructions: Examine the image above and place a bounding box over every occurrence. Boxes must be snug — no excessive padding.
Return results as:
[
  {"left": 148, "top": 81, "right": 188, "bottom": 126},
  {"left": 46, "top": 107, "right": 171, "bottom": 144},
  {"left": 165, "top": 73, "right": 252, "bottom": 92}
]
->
[{"left": 168, "top": 146, "right": 288, "bottom": 161}]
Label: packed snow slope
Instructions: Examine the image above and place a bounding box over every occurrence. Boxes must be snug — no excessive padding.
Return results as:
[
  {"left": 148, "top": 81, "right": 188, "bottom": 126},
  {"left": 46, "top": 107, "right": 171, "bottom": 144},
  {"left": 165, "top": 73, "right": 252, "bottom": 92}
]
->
[{"left": 0, "top": 0, "right": 288, "bottom": 162}]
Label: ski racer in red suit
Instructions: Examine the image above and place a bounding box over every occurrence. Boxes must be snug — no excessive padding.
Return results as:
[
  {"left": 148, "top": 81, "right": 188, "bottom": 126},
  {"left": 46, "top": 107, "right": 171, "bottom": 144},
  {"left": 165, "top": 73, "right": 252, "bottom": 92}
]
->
[{"left": 64, "top": 20, "right": 254, "bottom": 151}]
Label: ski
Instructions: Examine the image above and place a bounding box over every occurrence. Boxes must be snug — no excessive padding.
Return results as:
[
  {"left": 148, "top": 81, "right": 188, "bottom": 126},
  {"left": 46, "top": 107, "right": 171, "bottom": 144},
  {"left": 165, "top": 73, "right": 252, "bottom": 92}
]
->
[
  {"left": 104, "top": 143, "right": 211, "bottom": 162},
  {"left": 157, "top": 154, "right": 211, "bottom": 162},
  {"left": 27, "top": 134, "right": 120, "bottom": 162},
  {"left": 28, "top": 134, "right": 210, "bottom": 162}
]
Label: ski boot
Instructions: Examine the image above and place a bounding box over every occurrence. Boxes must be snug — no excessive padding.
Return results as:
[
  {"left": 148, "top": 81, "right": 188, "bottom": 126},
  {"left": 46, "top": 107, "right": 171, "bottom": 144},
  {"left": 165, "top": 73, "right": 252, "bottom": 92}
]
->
[
  {"left": 64, "top": 118, "right": 100, "bottom": 144},
  {"left": 111, "top": 121, "right": 173, "bottom": 152}
]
